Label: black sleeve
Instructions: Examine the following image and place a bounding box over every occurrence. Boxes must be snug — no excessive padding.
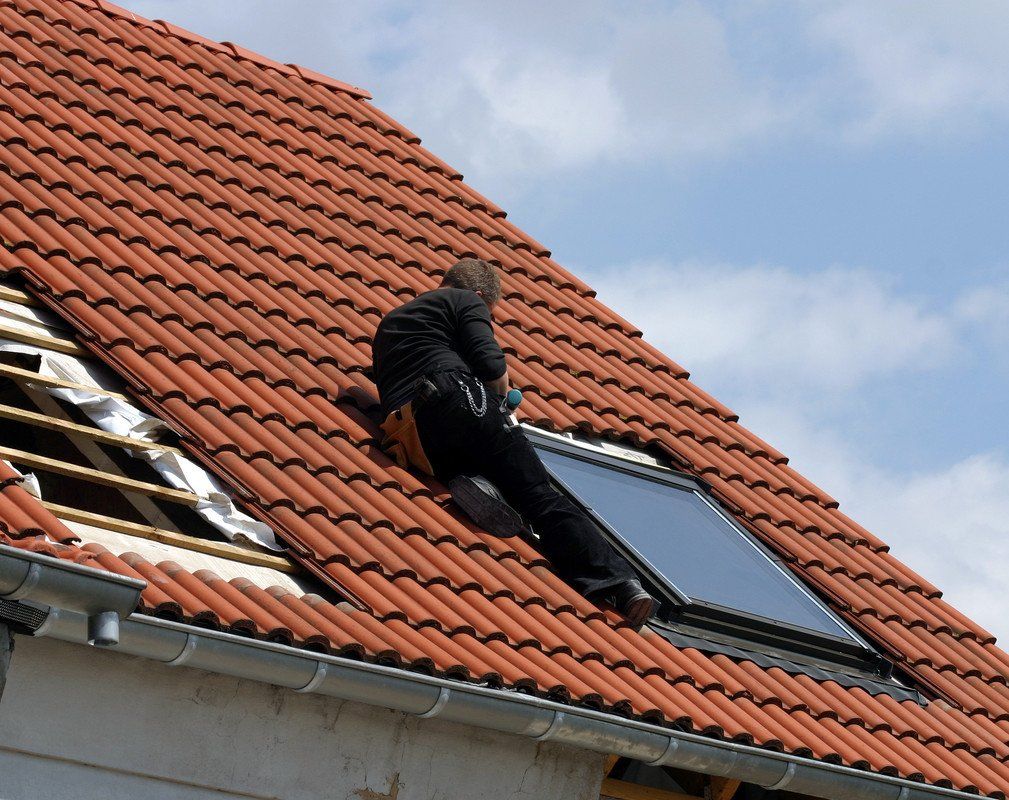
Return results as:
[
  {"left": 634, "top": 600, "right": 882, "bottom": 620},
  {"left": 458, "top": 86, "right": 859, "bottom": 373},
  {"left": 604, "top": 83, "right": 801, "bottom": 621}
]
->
[{"left": 455, "top": 292, "right": 507, "bottom": 381}]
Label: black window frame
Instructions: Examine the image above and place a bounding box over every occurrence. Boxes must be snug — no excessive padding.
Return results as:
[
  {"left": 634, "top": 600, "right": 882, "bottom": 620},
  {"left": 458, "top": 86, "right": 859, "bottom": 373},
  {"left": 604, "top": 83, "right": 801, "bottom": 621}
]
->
[{"left": 525, "top": 427, "right": 892, "bottom": 677}]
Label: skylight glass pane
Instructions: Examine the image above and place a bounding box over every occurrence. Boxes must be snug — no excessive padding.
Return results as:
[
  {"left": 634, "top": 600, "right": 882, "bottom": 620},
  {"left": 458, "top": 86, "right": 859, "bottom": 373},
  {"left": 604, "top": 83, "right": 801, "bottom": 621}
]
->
[{"left": 537, "top": 447, "right": 850, "bottom": 638}]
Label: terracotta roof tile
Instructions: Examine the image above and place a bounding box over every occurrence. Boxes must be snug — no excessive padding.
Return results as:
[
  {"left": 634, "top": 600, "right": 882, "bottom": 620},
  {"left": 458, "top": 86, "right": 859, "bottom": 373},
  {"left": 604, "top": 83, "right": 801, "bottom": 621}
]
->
[{"left": 2, "top": 1, "right": 1009, "bottom": 795}]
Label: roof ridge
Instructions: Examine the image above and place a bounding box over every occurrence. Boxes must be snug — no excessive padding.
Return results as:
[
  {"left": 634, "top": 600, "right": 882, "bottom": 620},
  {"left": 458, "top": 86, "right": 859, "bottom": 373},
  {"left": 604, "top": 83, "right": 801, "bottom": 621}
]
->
[{"left": 60, "top": 0, "right": 372, "bottom": 99}]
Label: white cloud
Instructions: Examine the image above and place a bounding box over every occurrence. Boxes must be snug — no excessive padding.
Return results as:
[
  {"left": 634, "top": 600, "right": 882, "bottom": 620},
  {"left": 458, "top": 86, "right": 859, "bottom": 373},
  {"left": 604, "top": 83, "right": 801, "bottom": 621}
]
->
[
  {"left": 849, "top": 452, "right": 1009, "bottom": 639},
  {"left": 347, "top": 1, "right": 786, "bottom": 191},
  {"left": 808, "top": 2, "right": 1009, "bottom": 141},
  {"left": 956, "top": 283, "right": 1009, "bottom": 348},
  {"left": 586, "top": 261, "right": 958, "bottom": 394}
]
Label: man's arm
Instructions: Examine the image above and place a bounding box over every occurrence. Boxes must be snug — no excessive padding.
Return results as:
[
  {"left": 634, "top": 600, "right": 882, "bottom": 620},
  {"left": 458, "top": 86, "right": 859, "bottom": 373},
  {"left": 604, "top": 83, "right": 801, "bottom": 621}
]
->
[
  {"left": 486, "top": 369, "right": 509, "bottom": 397},
  {"left": 455, "top": 292, "right": 508, "bottom": 393}
]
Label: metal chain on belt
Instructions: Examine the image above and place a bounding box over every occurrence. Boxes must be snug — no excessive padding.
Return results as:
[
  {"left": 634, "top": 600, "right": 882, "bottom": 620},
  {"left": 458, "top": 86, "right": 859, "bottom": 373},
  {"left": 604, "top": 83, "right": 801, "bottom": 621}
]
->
[{"left": 456, "top": 377, "right": 487, "bottom": 417}]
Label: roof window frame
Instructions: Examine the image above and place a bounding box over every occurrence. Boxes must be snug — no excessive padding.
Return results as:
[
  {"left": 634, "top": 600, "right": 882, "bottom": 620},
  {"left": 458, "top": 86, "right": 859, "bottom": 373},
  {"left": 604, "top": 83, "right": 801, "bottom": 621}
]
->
[{"left": 522, "top": 425, "right": 892, "bottom": 677}]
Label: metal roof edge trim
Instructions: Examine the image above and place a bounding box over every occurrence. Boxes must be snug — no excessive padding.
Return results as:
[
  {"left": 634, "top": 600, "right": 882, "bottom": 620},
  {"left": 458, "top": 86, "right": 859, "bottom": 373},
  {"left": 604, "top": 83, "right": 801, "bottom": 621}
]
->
[
  {"left": 30, "top": 603, "right": 987, "bottom": 800},
  {"left": 655, "top": 625, "right": 923, "bottom": 705}
]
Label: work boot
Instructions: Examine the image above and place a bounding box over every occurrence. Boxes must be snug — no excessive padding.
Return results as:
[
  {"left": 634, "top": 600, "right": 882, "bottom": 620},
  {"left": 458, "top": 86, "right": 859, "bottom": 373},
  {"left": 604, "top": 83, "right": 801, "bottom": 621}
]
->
[
  {"left": 448, "top": 475, "right": 525, "bottom": 538},
  {"left": 610, "top": 579, "right": 656, "bottom": 627}
]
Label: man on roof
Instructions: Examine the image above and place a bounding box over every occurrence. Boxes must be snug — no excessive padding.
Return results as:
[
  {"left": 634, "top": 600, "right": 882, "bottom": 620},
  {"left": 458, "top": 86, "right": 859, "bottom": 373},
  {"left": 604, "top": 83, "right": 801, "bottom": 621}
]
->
[{"left": 372, "top": 258, "right": 657, "bottom": 626}]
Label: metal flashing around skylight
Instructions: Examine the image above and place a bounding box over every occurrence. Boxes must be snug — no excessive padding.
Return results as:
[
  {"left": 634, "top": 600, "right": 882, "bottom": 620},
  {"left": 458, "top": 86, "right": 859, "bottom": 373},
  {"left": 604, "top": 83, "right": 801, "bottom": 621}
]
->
[
  {"left": 520, "top": 424, "right": 704, "bottom": 488},
  {"left": 652, "top": 623, "right": 908, "bottom": 698}
]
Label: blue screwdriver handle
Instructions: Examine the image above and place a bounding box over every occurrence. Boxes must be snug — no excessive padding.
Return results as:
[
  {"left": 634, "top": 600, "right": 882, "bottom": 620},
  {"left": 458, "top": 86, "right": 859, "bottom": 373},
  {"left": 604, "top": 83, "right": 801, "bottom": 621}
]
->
[{"left": 501, "top": 388, "right": 523, "bottom": 412}]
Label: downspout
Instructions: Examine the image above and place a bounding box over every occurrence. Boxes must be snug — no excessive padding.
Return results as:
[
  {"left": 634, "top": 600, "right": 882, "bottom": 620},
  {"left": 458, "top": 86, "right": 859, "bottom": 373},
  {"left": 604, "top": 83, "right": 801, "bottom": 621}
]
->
[{"left": 0, "top": 547, "right": 989, "bottom": 800}]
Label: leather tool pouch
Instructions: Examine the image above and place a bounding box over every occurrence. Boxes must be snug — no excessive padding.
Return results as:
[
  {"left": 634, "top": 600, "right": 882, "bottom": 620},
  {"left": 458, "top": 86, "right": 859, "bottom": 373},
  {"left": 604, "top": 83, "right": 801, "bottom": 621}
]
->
[{"left": 380, "top": 399, "right": 435, "bottom": 477}]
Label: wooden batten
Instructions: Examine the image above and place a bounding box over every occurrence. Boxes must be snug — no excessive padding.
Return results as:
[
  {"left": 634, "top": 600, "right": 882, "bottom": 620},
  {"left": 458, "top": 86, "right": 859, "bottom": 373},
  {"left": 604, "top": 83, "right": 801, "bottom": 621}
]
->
[
  {"left": 0, "top": 283, "right": 41, "bottom": 308},
  {"left": 1, "top": 285, "right": 297, "bottom": 580},
  {"left": 0, "top": 403, "right": 183, "bottom": 456},
  {"left": 0, "top": 445, "right": 201, "bottom": 506},
  {"left": 704, "top": 777, "right": 740, "bottom": 800},
  {"left": 40, "top": 501, "right": 297, "bottom": 574},
  {"left": 0, "top": 362, "right": 131, "bottom": 401},
  {"left": 600, "top": 777, "right": 698, "bottom": 800},
  {"left": 0, "top": 322, "right": 87, "bottom": 357}
]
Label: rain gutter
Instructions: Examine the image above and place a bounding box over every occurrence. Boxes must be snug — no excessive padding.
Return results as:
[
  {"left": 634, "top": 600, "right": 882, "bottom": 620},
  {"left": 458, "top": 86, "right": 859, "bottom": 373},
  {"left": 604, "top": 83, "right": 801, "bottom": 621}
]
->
[
  {"left": 0, "top": 544, "right": 143, "bottom": 645},
  {"left": 0, "top": 547, "right": 988, "bottom": 800}
]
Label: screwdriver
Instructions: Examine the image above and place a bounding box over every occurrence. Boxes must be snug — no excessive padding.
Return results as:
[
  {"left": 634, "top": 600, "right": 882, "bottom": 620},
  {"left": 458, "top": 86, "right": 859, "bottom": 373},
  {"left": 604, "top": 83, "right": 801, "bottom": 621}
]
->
[{"left": 500, "top": 388, "right": 523, "bottom": 428}]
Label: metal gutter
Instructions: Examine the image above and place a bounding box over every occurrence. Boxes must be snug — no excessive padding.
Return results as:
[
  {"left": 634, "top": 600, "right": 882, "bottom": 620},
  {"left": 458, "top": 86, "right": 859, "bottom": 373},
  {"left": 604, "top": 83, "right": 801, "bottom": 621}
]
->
[
  {"left": 36, "top": 611, "right": 983, "bottom": 800},
  {"left": 0, "top": 546, "right": 991, "bottom": 800},
  {"left": 0, "top": 545, "right": 143, "bottom": 645}
]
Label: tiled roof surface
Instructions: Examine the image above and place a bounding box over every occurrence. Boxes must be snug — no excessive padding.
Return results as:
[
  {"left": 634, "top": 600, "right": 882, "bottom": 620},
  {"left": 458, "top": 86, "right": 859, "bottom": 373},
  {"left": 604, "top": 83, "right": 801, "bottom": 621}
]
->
[{"left": 2, "top": 0, "right": 1009, "bottom": 794}]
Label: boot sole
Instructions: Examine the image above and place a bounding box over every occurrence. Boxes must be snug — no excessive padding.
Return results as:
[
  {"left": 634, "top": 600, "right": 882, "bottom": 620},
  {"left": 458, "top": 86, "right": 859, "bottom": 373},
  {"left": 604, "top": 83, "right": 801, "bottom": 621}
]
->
[
  {"left": 449, "top": 476, "right": 524, "bottom": 538},
  {"left": 621, "top": 594, "right": 656, "bottom": 627}
]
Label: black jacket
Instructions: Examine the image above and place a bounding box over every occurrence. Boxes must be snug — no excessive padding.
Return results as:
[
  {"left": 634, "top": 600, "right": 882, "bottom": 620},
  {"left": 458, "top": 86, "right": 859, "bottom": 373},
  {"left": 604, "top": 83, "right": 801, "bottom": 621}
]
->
[{"left": 372, "top": 288, "right": 507, "bottom": 415}]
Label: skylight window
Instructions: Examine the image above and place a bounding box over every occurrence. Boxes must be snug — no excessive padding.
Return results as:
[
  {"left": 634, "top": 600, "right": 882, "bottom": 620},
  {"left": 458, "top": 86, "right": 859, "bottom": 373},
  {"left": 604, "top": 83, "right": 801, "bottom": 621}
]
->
[{"left": 526, "top": 428, "right": 886, "bottom": 675}]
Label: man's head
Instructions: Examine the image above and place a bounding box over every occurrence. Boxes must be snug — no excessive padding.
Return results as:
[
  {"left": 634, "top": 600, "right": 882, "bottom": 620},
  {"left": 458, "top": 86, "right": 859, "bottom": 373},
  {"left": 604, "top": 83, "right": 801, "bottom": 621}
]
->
[{"left": 441, "top": 258, "right": 502, "bottom": 308}]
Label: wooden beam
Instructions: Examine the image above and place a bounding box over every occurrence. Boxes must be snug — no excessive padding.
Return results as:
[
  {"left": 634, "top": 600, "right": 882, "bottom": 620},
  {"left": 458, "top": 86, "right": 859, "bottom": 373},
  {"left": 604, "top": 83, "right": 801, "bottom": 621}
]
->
[
  {"left": 40, "top": 501, "right": 297, "bottom": 574},
  {"left": 600, "top": 778, "right": 699, "bottom": 800},
  {"left": 0, "top": 403, "right": 183, "bottom": 456},
  {"left": 0, "top": 445, "right": 200, "bottom": 507},
  {"left": 704, "top": 778, "right": 740, "bottom": 800},
  {"left": 0, "top": 284, "right": 41, "bottom": 307},
  {"left": 23, "top": 385, "right": 180, "bottom": 532},
  {"left": 604, "top": 755, "right": 621, "bottom": 776},
  {"left": 0, "top": 362, "right": 130, "bottom": 401},
  {"left": 0, "top": 322, "right": 86, "bottom": 356}
]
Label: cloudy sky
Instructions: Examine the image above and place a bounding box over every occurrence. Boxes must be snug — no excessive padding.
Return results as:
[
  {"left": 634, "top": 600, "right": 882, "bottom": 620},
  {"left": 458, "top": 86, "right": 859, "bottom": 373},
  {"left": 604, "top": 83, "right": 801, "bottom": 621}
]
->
[{"left": 121, "top": 0, "right": 1009, "bottom": 640}]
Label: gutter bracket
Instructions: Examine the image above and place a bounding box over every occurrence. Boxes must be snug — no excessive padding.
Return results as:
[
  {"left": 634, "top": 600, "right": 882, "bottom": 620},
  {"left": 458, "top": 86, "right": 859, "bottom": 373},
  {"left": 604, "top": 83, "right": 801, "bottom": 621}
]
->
[
  {"left": 535, "top": 710, "right": 566, "bottom": 741},
  {"left": 166, "top": 634, "right": 198, "bottom": 666},
  {"left": 4, "top": 562, "right": 41, "bottom": 601},
  {"left": 646, "top": 736, "right": 679, "bottom": 766},
  {"left": 296, "top": 661, "right": 329, "bottom": 694},
  {"left": 31, "top": 602, "right": 61, "bottom": 639},
  {"left": 418, "top": 687, "right": 451, "bottom": 718},
  {"left": 764, "top": 761, "right": 797, "bottom": 791}
]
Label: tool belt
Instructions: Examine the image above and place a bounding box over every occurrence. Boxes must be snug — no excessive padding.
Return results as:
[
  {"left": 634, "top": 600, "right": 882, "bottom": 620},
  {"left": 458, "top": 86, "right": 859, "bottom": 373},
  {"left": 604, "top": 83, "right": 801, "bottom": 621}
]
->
[{"left": 379, "top": 377, "right": 439, "bottom": 476}]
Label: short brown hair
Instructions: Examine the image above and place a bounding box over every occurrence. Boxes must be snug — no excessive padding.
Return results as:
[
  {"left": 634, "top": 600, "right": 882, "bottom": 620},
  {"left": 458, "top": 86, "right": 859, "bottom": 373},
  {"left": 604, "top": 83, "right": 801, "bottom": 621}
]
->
[{"left": 441, "top": 258, "right": 501, "bottom": 305}]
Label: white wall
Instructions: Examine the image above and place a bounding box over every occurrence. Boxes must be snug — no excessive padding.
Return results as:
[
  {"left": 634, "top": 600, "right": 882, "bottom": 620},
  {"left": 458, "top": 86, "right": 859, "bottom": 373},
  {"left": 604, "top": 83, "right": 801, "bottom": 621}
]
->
[{"left": 0, "top": 636, "right": 604, "bottom": 800}]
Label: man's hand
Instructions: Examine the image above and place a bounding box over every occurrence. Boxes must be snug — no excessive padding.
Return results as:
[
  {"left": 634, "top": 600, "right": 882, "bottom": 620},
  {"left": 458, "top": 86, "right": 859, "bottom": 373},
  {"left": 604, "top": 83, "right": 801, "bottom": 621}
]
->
[{"left": 486, "top": 370, "right": 509, "bottom": 398}]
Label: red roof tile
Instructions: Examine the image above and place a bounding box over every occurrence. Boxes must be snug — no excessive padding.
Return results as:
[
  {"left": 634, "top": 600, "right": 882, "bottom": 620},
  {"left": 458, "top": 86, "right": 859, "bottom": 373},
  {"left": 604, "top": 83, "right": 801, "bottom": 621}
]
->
[{"left": 2, "top": 0, "right": 1009, "bottom": 795}]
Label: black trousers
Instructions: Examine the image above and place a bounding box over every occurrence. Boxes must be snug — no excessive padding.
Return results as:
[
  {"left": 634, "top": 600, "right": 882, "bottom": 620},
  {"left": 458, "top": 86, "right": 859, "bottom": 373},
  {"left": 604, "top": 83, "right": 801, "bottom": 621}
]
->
[{"left": 413, "top": 370, "right": 638, "bottom": 598}]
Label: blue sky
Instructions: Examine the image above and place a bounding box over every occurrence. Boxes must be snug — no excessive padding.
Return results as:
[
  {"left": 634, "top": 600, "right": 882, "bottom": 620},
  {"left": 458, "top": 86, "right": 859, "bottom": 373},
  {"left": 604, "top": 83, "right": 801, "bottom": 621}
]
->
[{"left": 122, "top": 1, "right": 1009, "bottom": 638}]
